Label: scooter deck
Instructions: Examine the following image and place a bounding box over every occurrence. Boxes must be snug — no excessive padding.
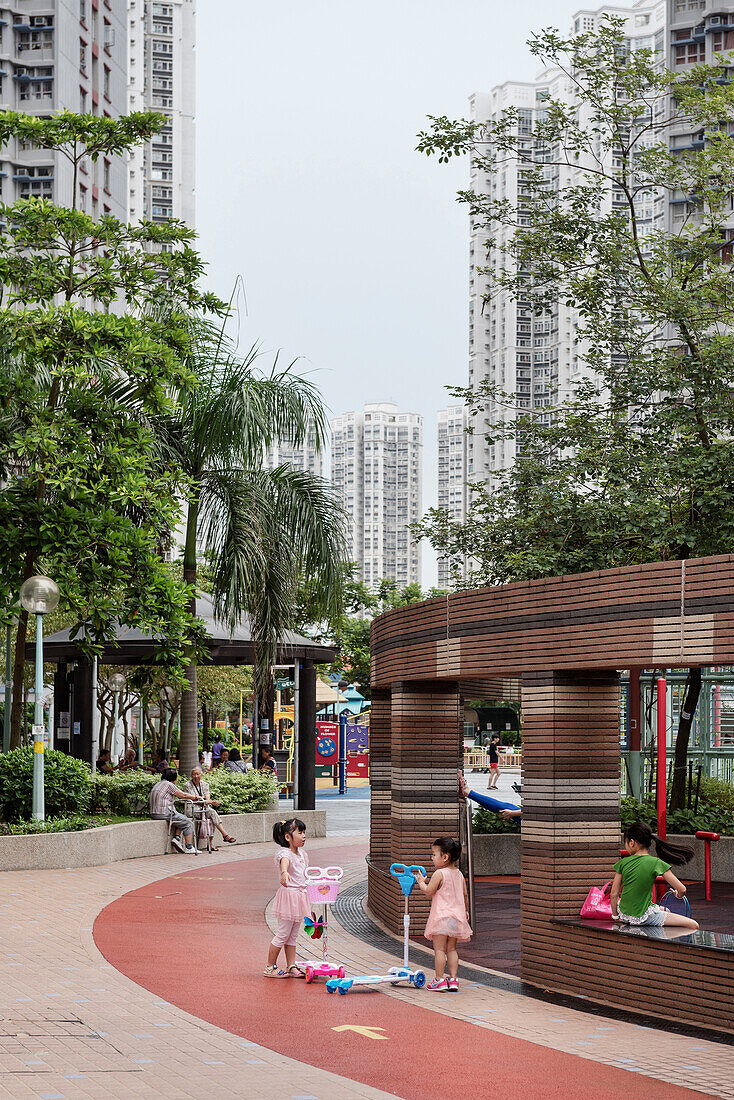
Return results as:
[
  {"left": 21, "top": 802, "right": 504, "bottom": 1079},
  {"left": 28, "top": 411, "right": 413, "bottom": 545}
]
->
[
  {"left": 326, "top": 966, "right": 425, "bottom": 994},
  {"left": 304, "top": 962, "right": 345, "bottom": 982}
]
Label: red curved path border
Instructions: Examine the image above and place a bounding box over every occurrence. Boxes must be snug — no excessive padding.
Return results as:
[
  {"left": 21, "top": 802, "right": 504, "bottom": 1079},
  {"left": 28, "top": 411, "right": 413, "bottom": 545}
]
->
[{"left": 94, "top": 842, "right": 707, "bottom": 1100}]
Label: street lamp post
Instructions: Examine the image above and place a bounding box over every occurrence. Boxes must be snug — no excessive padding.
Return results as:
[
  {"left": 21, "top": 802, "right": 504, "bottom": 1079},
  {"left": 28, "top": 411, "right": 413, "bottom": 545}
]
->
[
  {"left": 109, "top": 672, "right": 126, "bottom": 765},
  {"left": 19, "top": 576, "right": 60, "bottom": 821},
  {"left": 3, "top": 622, "right": 12, "bottom": 754}
]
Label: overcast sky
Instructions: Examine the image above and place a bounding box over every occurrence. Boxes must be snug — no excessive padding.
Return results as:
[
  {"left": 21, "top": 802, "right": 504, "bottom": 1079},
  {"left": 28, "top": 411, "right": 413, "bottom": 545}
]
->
[{"left": 195, "top": 0, "right": 577, "bottom": 584}]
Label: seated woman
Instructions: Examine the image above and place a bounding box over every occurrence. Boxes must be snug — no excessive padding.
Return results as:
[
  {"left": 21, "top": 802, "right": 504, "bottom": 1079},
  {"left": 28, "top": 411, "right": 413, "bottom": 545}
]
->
[
  {"left": 116, "top": 748, "right": 139, "bottom": 772},
  {"left": 223, "top": 746, "right": 249, "bottom": 773},
  {"left": 183, "top": 766, "right": 237, "bottom": 848},
  {"left": 459, "top": 772, "right": 521, "bottom": 819},
  {"left": 258, "top": 745, "right": 277, "bottom": 775}
]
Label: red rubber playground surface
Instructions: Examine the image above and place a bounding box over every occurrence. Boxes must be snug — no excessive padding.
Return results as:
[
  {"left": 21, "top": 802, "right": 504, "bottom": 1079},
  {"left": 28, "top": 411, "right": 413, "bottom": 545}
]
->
[{"left": 93, "top": 843, "right": 709, "bottom": 1100}]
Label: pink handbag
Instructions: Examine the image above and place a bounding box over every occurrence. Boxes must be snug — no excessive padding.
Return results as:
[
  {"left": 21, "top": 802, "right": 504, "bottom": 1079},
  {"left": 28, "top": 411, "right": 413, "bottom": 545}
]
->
[{"left": 580, "top": 881, "right": 614, "bottom": 919}]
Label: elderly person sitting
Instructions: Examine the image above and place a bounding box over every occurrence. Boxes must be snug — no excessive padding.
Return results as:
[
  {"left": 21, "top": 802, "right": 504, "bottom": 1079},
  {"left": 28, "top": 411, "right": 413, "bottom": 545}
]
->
[
  {"left": 183, "top": 766, "right": 237, "bottom": 848},
  {"left": 150, "top": 767, "right": 204, "bottom": 854},
  {"left": 223, "top": 745, "right": 249, "bottom": 773}
]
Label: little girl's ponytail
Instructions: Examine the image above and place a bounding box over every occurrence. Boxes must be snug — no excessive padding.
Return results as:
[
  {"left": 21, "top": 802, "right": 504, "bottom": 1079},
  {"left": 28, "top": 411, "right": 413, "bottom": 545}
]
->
[
  {"left": 272, "top": 817, "right": 306, "bottom": 847},
  {"left": 624, "top": 821, "right": 694, "bottom": 866}
]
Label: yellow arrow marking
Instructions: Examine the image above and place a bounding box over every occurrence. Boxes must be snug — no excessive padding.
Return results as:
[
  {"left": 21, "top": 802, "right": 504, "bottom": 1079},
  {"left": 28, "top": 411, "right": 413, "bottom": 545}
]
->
[{"left": 331, "top": 1025, "right": 387, "bottom": 1040}]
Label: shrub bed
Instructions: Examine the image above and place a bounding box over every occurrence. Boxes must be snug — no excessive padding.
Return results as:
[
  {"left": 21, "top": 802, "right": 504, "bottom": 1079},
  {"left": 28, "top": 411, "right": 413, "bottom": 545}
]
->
[
  {"left": 471, "top": 778, "right": 734, "bottom": 835},
  {"left": 0, "top": 752, "right": 277, "bottom": 829},
  {"left": 0, "top": 748, "right": 92, "bottom": 822}
]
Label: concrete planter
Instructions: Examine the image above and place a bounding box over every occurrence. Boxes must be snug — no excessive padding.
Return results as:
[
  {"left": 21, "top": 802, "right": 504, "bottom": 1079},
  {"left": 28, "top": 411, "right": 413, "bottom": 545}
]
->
[
  {"left": 0, "top": 808, "right": 326, "bottom": 872},
  {"left": 471, "top": 830, "right": 734, "bottom": 882},
  {"left": 472, "top": 832, "right": 521, "bottom": 875}
]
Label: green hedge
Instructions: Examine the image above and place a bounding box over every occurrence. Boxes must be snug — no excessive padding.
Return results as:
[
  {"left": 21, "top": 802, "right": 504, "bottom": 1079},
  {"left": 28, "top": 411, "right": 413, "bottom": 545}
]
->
[
  {"left": 90, "top": 772, "right": 157, "bottom": 815},
  {"left": 0, "top": 748, "right": 92, "bottom": 822},
  {"left": 472, "top": 779, "right": 734, "bottom": 836},
  {"left": 89, "top": 767, "right": 276, "bottom": 817}
]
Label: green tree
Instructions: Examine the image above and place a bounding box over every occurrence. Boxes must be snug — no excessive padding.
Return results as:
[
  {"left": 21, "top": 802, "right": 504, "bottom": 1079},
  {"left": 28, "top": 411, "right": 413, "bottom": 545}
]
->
[
  {"left": 197, "top": 664, "right": 253, "bottom": 736},
  {"left": 415, "top": 18, "right": 734, "bottom": 808},
  {"left": 319, "top": 567, "right": 446, "bottom": 696},
  {"left": 0, "top": 111, "right": 224, "bottom": 748},
  {"left": 152, "top": 337, "right": 348, "bottom": 775}
]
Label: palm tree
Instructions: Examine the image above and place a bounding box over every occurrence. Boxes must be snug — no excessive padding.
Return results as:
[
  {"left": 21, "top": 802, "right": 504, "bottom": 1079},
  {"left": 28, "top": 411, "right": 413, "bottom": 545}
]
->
[{"left": 154, "top": 326, "right": 347, "bottom": 775}]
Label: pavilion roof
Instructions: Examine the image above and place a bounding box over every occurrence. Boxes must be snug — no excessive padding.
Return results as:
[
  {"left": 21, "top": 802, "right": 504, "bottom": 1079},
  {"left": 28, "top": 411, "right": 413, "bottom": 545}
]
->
[{"left": 27, "top": 593, "right": 336, "bottom": 666}]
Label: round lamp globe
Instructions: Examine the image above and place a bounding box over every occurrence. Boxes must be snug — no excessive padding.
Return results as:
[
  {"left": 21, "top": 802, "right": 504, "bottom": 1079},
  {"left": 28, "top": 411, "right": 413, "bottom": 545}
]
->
[{"left": 19, "top": 576, "right": 60, "bottom": 616}]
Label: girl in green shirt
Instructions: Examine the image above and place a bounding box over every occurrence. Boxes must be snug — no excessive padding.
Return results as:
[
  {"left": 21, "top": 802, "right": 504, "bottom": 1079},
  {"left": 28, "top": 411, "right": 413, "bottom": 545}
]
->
[{"left": 611, "top": 822, "right": 699, "bottom": 930}]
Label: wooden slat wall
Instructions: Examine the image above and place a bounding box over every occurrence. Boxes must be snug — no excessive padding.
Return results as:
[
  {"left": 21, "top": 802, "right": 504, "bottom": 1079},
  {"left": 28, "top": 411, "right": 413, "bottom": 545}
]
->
[
  {"left": 535, "top": 924, "right": 734, "bottom": 1032},
  {"left": 520, "top": 671, "right": 622, "bottom": 983},
  {"left": 371, "top": 554, "right": 734, "bottom": 686},
  {"left": 369, "top": 688, "right": 391, "bottom": 866},
  {"left": 366, "top": 680, "right": 462, "bottom": 937}
]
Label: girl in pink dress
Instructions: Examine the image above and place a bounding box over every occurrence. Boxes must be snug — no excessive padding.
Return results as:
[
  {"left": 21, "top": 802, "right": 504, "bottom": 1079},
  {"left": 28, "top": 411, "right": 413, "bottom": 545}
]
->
[
  {"left": 264, "top": 818, "right": 310, "bottom": 978},
  {"left": 415, "top": 836, "right": 472, "bottom": 992}
]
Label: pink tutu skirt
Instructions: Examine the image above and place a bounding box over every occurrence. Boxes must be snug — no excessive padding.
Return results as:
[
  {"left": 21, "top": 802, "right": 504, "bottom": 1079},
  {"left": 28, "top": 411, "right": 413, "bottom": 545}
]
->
[
  {"left": 273, "top": 884, "right": 309, "bottom": 920},
  {"left": 424, "top": 911, "right": 472, "bottom": 942}
]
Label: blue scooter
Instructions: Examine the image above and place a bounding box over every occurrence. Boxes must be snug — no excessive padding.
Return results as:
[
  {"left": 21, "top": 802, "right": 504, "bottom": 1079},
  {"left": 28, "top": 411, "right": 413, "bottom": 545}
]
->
[{"left": 326, "top": 863, "right": 427, "bottom": 994}]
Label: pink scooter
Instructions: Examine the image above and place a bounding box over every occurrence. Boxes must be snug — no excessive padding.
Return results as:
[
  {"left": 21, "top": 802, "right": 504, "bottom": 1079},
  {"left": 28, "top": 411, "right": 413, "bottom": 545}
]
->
[{"left": 303, "top": 866, "right": 346, "bottom": 983}]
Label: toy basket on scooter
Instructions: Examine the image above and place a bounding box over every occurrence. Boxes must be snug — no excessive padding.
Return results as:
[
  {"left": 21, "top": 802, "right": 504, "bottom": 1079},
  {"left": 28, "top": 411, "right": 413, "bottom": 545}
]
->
[{"left": 305, "top": 866, "right": 343, "bottom": 904}]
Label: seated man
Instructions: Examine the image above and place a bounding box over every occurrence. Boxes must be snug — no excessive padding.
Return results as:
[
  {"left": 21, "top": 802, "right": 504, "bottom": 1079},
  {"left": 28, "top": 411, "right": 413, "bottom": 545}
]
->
[
  {"left": 148, "top": 747, "right": 169, "bottom": 774},
  {"left": 149, "top": 768, "right": 204, "bottom": 854},
  {"left": 183, "top": 766, "right": 237, "bottom": 848},
  {"left": 96, "top": 748, "right": 114, "bottom": 775}
]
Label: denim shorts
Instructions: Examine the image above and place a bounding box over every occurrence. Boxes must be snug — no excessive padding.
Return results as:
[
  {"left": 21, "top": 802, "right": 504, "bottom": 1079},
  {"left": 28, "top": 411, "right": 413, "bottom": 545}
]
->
[{"left": 618, "top": 903, "right": 667, "bottom": 927}]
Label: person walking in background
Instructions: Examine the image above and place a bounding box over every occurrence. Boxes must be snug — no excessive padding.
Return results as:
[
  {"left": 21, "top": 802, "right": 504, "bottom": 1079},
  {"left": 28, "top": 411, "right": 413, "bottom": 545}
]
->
[
  {"left": 414, "top": 836, "right": 472, "bottom": 992},
  {"left": 611, "top": 822, "right": 699, "bottom": 931},
  {"left": 211, "top": 734, "right": 226, "bottom": 768},
  {"left": 487, "top": 734, "right": 501, "bottom": 789}
]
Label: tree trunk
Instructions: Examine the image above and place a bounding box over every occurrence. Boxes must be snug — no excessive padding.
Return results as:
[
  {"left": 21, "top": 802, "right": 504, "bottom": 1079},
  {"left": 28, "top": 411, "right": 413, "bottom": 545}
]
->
[
  {"left": 669, "top": 666, "right": 702, "bottom": 812},
  {"left": 9, "top": 610, "right": 28, "bottom": 748},
  {"left": 178, "top": 492, "right": 200, "bottom": 776}
]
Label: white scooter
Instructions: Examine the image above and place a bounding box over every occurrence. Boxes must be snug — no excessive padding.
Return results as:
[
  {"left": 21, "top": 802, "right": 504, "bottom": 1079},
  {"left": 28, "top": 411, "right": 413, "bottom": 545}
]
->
[{"left": 326, "top": 863, "right": 427, "bottom": 994}]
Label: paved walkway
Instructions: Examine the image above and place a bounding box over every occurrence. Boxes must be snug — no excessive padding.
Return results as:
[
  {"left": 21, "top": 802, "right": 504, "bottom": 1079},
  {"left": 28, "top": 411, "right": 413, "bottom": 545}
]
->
[{"left": 0, "top": 833, "right": 731, "bottom": 1099}]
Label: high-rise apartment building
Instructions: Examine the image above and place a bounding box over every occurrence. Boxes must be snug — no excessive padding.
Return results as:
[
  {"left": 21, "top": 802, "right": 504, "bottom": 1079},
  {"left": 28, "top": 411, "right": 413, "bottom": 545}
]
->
[
  {"left": 264, "top": 439, "right": 324, "bottom": 478},
  {"left": 468, "top": 0, "right": 723, "bottom": 487},
  {"left": 0, "top": 0, "right": 127, "bottom": 217},
  {"left": 436, "top": 405, "right": 468, "bottom": 588},
  {"left": 331, "top": 402, "right": 423, "bottom": 587},
  {"left": 127, "top": 0, "right": 195, "bottom": 227}
]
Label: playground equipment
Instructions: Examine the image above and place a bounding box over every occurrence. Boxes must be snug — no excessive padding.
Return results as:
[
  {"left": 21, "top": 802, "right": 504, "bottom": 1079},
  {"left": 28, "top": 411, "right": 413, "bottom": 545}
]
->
[
  {"left": 302, "top": 866, "right": 346, "bottom": 983},
  {"left": 695, "top": 830, "right": 720, "bottom": 901},
  {"left": 326, "top": 863, "right": 427, "bottom": 994}
]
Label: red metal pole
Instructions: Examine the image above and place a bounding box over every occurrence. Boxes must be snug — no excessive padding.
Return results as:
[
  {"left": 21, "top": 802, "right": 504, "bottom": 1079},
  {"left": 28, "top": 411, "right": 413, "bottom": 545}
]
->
[
  {"left": 705, "top": 840, "right": 711, "bottom": 901},
  {"left": 656, "top": 675, "right": 667, "bottom": 841}
]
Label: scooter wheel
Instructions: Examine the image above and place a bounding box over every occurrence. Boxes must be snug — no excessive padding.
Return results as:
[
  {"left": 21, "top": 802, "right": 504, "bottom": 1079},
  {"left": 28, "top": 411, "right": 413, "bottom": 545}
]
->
[
  {"left": 413, "top": 970, "right": 426, "bottom": 988},
  {"left": 305, "top": 968, "right": 313, "bottom": 984},
  {"left": 338, "top": 985, "right": 348, "bottom": 995},
  {"left": 338, "top": 967, "right": 345, "bottom": 979},
  {"left": 326, "top": 984, "right": 336, "bottom": 994}
]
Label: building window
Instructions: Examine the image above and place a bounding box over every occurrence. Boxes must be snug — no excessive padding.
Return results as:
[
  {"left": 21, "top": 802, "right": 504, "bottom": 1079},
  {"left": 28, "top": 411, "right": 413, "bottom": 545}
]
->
[
  {"left": 79, "top": 86, "right": 87, "bottom": 113},
  {"left": 675, "top": 41, "right": 705, "bottom": 64},
  {"left": 80, "top": 40, "right": 87, "bottom": 74},
  {"left": 713, "top": 29, "right": 734, "bottom": 51},
  {"left": 103, "top": 159, "right": 110, "bottom": 192},
  {"left": 80, "top": 0, "right": 87, "bottom": 24},
  {"left": 103, "top": 66, "right": 110, "bottom": 98},
  {"left": 17, "top": 29, "right": 54, "bottom": 51}
]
